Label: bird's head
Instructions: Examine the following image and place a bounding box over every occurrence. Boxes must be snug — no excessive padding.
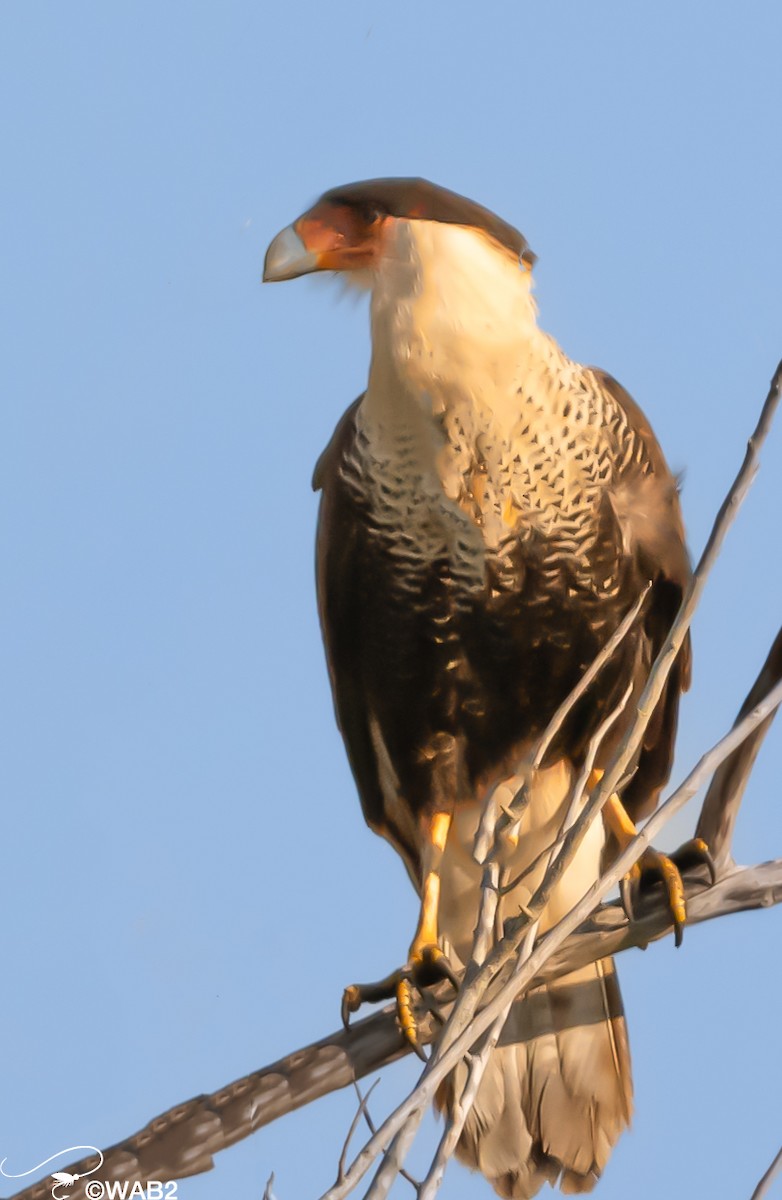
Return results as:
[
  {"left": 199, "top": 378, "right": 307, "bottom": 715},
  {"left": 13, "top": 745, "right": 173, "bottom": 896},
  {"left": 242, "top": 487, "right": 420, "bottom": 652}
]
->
[{"left": 263, "top": 178, "right": 536, "bottom": 287}]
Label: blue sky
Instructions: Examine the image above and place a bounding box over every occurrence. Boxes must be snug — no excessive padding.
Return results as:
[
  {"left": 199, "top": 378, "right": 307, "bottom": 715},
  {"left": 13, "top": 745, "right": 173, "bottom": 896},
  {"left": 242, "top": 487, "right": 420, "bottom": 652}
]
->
[{"left": 3, "top": 3, "right": 782, "bottom": 1198}]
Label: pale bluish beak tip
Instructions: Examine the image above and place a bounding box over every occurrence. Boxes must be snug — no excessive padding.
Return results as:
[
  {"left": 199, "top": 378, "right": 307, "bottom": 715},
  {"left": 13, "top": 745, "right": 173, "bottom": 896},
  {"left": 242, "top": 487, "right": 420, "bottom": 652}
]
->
[{"left": 263, "top": 224, "right": 318, "bottom": 282}]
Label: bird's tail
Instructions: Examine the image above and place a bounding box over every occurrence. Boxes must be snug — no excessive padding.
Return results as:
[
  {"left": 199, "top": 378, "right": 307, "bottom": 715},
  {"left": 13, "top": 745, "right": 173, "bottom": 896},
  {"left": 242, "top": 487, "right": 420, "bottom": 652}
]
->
[
  {"left": 433, "top": 758, "right": 632, "bottom": 1198},
  {"left": 434, "top": 956, "right": 632, "bottom": 1198}
]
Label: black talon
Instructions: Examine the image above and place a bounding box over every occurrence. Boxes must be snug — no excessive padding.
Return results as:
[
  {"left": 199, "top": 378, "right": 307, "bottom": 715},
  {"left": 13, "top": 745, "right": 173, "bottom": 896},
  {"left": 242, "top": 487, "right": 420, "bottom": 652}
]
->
[
  {"left": 619, "top": 837, "right": 715, "bottom": 946},
  {"left": 341, "top": 984, "right": 362, "bottom": 1028},
  {"left": 412, "top": 1040, "right": 429, "bottom": 1063},
  {"left": 417, "top": 945, "right": 460, "bottom": 989},
  {"left": 619, "top": 871, "right": 637, "bottom": 923},
  {"left": 668, "top": 837, "right": 716, "bottom": 884}
]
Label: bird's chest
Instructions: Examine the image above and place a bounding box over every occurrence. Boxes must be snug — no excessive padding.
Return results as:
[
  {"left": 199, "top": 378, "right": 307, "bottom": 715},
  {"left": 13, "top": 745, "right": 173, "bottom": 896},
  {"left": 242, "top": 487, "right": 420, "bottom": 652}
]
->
[
  {"left": 346, "top": 400, "right": 488, "bottom": 597},
  {"left": 347, "top": 365, "right": 632, "bottom": 633},
  {"left": 443, "top": 383, "right": 619, "bottom": 553},
  {"left": 340, "top": 379, "right": 636, "bottom": 751}
]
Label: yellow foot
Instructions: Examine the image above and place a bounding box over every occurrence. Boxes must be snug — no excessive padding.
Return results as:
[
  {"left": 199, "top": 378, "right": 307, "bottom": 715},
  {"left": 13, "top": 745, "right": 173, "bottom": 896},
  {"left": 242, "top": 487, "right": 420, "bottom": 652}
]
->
[
  {"left": 620, "top": 837, "right": 716, "bottom": 947},
  {"left": 397, "top": 944, "right": 460, "bottom": 1060},
  {"left": 600, "top": 788, "right": 716, "bottom": 947},
  {"left": 341, "top": 945, "right": 460, "bottom": 1062}
]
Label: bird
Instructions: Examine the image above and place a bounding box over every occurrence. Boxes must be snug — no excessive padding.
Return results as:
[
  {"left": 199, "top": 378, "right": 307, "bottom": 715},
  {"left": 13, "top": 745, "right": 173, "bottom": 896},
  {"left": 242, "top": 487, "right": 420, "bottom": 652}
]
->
[{"left": 264, "top": 178, "right": 709, "bottom": 1198}]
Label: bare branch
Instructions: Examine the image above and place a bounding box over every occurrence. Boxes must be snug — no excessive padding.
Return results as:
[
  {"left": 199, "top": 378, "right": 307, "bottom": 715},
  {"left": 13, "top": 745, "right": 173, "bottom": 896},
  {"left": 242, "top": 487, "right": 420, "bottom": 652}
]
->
[
  {"left": 348, "top": 1079, "right": 423, "bottom": 1194},
  {"left": 337, "top": 1080, "right": 379, "bottom": 1184},
  {"left": 2, "top": 1013, "right": 413, "bottom": 1200},
  {"left": 394, "top": 655, "right": 646, "bottom": 1198},
  {"left": 531, "top": 584, "right": 651, "bottom": 773},
  {"left": 416, "top": 939, "right": 533, "bottom": 1200},
  {"left": 594, "top": 359, "right": 782, "bottom": 824},
  {"left": 473, "top": 585, "right": 649, "bottom": 865},
  {"left": 750, "top": 1143, "right": 782, "bottom": 1200},
  {"left": 697, "top": 623, "right": 782, "bottom": 868},
  {"left": 413, "top": 683, "right": 639, "bottom": 1200}
]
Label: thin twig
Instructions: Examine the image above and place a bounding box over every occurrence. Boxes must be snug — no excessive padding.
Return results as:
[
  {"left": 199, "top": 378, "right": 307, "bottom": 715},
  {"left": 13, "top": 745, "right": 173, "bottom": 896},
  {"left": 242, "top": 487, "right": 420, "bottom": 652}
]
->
[
  {"left": 337, "top": 1080, "right": 379, "bottom": 1182},
  {"left": 410, "top": 667, "right": 666, "bottom": 1200},
  {"left": 750, "top": 1143, "right": 782, "bottom": 1200},
  {"left": 429, "top": 600, "right": 652, "bottom": 1196},
  {"left": 417, "top": 930, "right": 535, "bottom": 1200},
  {"left": 438, "top": 654, "right": 641, "bottom": 1160},
  {"left": 593, "top": 359, "right": 782, "bottom": 834},
  {"left": 361, "top": 1102, "right": 426, "bottom": 1200},
  {"left": 498, "top": 674, "right": 635, "bottom": 899},
  {"left": 431, "top": 671, "right": 641, "bottom": 1109},
  {"left": 697, "top": 623, "right": 782, "bottom": 869},
  {"left": 469, "top": 860, "right": 500, "bottom": 977},
  {"left": 472, "top": 584, "right": 650, "bottom": 865},
  {"left": 530, "top": 586, "right": 650, "bottom": 774},
  {"left": 420, "top": 679, "right": 638, "bottom": 1199},
  {"left": 349, "top": 1080, "right": 422, "bottom": 1194}
]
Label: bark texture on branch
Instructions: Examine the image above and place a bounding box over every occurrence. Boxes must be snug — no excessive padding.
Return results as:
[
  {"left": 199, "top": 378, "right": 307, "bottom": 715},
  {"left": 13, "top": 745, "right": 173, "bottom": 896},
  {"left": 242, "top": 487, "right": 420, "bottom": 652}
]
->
[{"left": 6, "top": 859, "right": 782, "bottom": 1200}]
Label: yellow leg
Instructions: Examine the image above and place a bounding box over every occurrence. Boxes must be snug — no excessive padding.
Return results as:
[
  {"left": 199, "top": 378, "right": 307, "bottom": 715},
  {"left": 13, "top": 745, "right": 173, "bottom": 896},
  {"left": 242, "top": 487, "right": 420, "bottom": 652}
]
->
[
  {"left": 409, "top": 811, "right": 450, "bottom": 953},
  {"left": 341, "top": 810, "right": 460, "bottom": 1060},
  {"left": 591, "top": 769, "right": 713, "bottom": 946},
  {"left": 398, "top": 812, "right": 458, "bottom": 1055}
]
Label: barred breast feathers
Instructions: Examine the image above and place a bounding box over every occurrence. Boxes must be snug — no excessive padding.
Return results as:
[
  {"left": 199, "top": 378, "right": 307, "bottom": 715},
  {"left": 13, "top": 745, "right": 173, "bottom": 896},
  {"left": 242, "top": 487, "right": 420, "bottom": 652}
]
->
[{"left": 348, "top": 217, "right": 649, "bottom": 602}]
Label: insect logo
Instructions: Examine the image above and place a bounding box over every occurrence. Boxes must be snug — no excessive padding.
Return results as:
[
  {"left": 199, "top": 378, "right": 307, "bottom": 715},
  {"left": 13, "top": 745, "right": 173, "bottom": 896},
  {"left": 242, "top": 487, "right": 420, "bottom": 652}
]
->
[{"left": 0, "top": 1146, "right": 104, "bottom": 1200}]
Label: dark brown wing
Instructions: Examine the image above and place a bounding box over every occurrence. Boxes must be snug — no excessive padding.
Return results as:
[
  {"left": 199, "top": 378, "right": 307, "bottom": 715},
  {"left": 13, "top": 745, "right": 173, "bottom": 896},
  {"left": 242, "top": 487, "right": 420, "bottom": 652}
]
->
[
  {"left": 313, "top": 396, "right": 421, "bottom": 882},
  {"left": 593, "top": 368, "right": 692, "bottom": 821}
]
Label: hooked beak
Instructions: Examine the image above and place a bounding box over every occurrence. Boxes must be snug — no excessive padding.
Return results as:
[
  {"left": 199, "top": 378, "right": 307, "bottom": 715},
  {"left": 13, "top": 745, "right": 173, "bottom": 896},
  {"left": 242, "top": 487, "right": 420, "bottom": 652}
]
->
[{"left": 263, "top": 224, "right": 319, "bottom": 283}]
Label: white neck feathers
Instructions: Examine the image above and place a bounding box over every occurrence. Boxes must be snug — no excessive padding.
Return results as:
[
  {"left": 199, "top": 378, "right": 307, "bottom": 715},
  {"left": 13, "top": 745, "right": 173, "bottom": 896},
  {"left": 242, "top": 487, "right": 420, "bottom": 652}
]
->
[{"left": 363, "top": 219, "right": 546, "bottom": 434}]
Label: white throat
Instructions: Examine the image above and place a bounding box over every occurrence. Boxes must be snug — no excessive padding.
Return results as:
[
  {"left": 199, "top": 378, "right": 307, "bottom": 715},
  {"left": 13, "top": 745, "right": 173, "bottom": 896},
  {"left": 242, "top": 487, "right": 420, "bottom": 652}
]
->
[{"left": 365, "top": 219, "right": 542, "bottom": 427}]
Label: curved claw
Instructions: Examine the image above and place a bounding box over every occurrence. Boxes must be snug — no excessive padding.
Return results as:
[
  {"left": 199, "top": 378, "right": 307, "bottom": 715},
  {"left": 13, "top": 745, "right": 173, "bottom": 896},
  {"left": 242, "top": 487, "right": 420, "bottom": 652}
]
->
[
  {"left": 672, "top": 837, "right": 717, "bottom": 885},
  {"left": 341, "top": 984, "right": 362, "bottom": 1029},
  {"left": 619, "top": 865, "right": 640, "bottom": 924},
  {"left": 340, "top": 967, "right": 410, "bottom": 1028},
  {"left": 397, "top": 978, "right": 429, "bottom": 1061},
  {"left": 341, "top": 946, "right": 459, "bottom": 1055},
  {"left": 415, "top": 944, "right": 460, "bottom": 989},
  {"left": 619, "top": 837, "right": 714, "bottom": 947},
  {"left": 432, "top": 950, "right": 461, "bottom": 992}
]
